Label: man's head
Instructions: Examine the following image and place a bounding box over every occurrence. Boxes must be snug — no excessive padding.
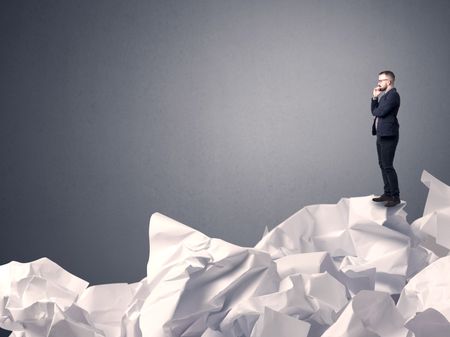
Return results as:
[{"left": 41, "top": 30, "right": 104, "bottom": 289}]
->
[{"left": 377, "top": 70, "right": 395, "bottom": 91}]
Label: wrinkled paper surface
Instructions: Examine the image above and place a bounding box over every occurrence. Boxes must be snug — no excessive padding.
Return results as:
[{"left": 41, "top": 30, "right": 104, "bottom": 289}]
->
[{"left": 1, "top": 170, "right": 449, "bottom": 337}]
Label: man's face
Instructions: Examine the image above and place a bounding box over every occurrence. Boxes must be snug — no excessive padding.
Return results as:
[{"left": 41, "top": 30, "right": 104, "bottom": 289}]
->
[{"left": 377, "top": 75, "right": 391, "bottom": 91}]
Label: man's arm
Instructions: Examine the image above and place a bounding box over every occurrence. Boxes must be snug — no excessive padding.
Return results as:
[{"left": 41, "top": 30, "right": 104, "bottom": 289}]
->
[{"left": 371, "top": 92, "right": 400, "bottom": 118}]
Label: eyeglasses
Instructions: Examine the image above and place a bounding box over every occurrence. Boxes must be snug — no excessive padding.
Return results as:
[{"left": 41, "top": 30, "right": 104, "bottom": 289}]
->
[{"left": 378, "top": 79, "right": 390, "bottom": 83}]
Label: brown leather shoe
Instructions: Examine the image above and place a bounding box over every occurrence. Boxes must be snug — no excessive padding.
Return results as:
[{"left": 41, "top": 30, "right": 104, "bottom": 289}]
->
[
  {"left": 385, "top": 197, "right": 401, "bottom": 207},
  {"left": 372, "top": 194, "right": 392, "bottom": 202}
]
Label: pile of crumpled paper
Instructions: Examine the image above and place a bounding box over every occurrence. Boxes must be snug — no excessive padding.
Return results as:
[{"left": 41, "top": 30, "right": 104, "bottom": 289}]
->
[{"left": 1, "top": 170, "right": 449, "bottom": 337}]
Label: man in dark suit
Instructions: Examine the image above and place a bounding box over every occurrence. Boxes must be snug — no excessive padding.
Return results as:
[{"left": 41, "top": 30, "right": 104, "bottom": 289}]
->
[{"left": 371, "top": 70, "right": 401, "bottom": 207}]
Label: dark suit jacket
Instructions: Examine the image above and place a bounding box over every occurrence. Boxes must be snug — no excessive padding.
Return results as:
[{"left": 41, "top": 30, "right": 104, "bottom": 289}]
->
[{"left": 371, "top": 87, "right": 400, "bottom": 136}]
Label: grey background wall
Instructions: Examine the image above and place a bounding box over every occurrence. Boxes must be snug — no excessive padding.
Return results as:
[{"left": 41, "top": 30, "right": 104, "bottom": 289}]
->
[{"left": 1, "top": 0, "right": 450, "bottom": 290}]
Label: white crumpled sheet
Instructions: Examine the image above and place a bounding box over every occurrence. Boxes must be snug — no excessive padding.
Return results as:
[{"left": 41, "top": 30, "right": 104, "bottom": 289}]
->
[
  {"left": 1, "top": 170, "right": 449, "bottom": 337},
  {"left": 411, "top": 170, "right": 450, "bottom": 251}
]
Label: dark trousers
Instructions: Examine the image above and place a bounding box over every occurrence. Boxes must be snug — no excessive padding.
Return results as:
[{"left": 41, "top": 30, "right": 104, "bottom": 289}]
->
[{"left": 376, "top": 135, "right": 400, "bottom": 197}]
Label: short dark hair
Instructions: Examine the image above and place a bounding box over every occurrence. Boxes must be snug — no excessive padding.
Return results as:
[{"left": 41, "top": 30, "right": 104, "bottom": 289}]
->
[{"left": 379, "top": 70, "right": 395, "bottom": 81}]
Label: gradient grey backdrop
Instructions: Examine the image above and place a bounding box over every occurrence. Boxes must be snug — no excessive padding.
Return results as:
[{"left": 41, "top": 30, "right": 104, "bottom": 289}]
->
[{"left": 1, "top": 0, "right": 450, "bottom": 290}]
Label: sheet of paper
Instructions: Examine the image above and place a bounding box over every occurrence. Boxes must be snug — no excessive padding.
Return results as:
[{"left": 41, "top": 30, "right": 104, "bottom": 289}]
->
[
  {"left": 397, "top": 255, "right": 450, "bottom": 322},
  {"left": 404, "top": 308, "right": 450, "bottom": 337},
  {"left": 321, "top": 290, "right": 408, "bottom": 337},
  {"left": 411, "top": 170, "right": 450, "bottom": 252},
  {"left": 250, "top": 307, "right": 310, "bottom": 337}
]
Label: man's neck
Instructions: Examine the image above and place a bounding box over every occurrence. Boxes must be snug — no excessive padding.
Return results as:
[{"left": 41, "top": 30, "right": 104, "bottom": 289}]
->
[{"left": 385, "top": 86, "right": 395, "bottom": 93}]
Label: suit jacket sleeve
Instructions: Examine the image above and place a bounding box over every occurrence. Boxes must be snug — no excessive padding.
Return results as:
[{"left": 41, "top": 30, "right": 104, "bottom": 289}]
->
[{"left": 371, "top": 91, "right": 400, "bottom": 118}]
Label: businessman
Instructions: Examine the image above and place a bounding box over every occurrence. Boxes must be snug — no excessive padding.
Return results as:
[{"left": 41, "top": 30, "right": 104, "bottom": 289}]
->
[{"left": 371, "top": 70, "right": 401, "bottom": 207}]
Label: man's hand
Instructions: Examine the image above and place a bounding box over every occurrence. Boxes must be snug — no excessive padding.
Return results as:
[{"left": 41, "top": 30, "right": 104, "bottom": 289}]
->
[{"left": 372, "top": 86, "right": 381, "bottom": 98}]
